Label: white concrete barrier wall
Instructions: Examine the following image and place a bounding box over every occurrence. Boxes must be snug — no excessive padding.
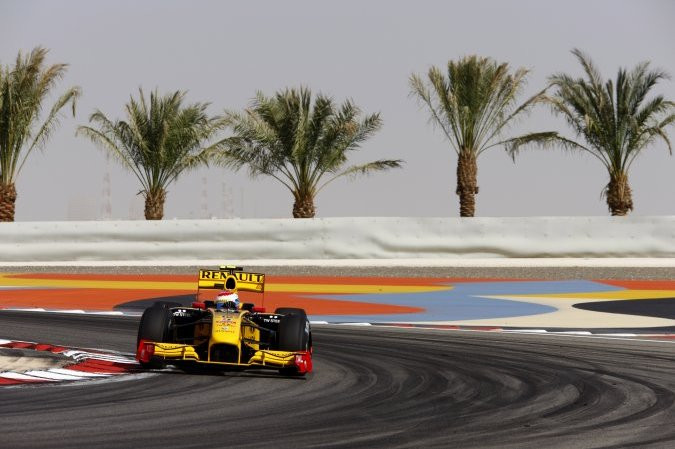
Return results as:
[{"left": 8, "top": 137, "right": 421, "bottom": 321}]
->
[{"left": 1, "top": 216, "right": 675, "bottom": 263}]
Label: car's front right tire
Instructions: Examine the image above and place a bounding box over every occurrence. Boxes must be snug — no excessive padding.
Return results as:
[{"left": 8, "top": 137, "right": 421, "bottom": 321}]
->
[
  {"left": 137, "top": 304, "right": 174, "bottom": 369},
  {"left": 277, "top": 312, "right": 312, "bottom": 377}
]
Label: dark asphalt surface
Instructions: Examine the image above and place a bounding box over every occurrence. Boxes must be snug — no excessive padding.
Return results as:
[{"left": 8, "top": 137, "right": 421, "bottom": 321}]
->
[
  {"left": 575, "top": 297, "right": 675, "bottom": 319},
  {"left": 1, "top": 311, "right": 675, "bottom": 448}
]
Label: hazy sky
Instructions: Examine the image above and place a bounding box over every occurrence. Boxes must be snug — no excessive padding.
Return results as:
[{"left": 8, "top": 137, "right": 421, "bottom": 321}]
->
[{"left": 2, "top": 0, "right": 674, "bottom": 220}]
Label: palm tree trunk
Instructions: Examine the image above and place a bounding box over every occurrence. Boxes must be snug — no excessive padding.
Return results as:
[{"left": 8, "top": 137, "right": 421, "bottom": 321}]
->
[
  {"left": 0, "top": 183, "right": 17, "bottom": 222},
  {"left": 144, "top": 188, "right": 166, "bottom": 220},
  {"left": 293, "top": 193, "right": 316, "bottom": 218},
  {"left": 606, "top": 172, "right": 633, "bottom": 216},
  {"left": 456, "top": 151, "right": 478, "bottom": 217}
]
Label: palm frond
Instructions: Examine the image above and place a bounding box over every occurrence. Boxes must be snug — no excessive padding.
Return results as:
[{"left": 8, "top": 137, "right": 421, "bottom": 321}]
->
[
  {"left": 316, "top": 159, "right": 403, "bottom": 194},
  {"left": 214, "top": 87, "right": 397, "bottom": 206},
  {"left": 502, "top": 131, "right": 610, "bottom": 166},
  {"left": 17, "top": 86, "right": 80, "bottom": 175},
  {"left": 79, "top": 88, "right": 221, "bottom": 194},
  {"left": 0, "top": 47, "right": 79, "bottom": 184},
  {"left": 410, "top": 55, "right": 550, "bottom": 159},
  {"left": 545, "top": 50, "right": 675, "bottom": 172}
]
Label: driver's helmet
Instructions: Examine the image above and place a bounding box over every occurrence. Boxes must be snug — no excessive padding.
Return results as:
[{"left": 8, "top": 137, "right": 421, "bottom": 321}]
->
[{"left": 215, "top": 290, "right": 240, "bottom": 310}]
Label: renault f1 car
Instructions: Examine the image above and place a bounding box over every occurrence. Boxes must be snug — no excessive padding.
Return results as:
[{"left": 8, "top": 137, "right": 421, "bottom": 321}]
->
[{"left": 135, "top": 266, "right": 312, "bottom": 376}]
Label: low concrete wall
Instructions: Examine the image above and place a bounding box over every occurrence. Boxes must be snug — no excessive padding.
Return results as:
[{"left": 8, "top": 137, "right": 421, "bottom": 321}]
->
[{"left": 1, "top": 217, "right": 674, "bottom": 263}]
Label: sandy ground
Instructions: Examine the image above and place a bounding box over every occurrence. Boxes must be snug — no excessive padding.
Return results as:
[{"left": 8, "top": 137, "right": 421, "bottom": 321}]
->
[{"left": 0, "top": 349, "right": 68, "bottom": 372}]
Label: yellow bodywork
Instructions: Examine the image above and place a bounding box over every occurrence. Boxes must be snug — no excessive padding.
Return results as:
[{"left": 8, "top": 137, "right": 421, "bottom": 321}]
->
[
  {"left": 149, "top": 309, "right": 298, "bottom": 369},
  {"left": 152, "top": 343, "right": 201, "bottom": 361},
  {"left": 197, "top": 269, "right": 265, "bottom": 292},
  {"left": 151, "top": 342, "right": 299, "bottom": 368},
  {"left": 142, "top": 267, "right": 308, "bottom": 371}
]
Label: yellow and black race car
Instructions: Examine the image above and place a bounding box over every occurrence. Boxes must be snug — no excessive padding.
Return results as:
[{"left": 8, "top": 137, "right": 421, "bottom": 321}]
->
[{"left": 135, "top": 266, "right": 313, "bottom": 376}]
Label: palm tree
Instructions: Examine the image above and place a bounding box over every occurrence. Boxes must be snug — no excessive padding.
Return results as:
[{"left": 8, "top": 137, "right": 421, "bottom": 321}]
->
[
  {"left": 78, "top": 89, "right": 223, "bottom": 220},
  {"left": 410, "top": 56, "right": 547, "bottom": 217},
  {"left": 507, "top": 49, "right": 675, "bottom": 215},
  {"left": 213, "top": 87, "right": 402, "bottom": 218},
  {"left": 0, "top": 47, "right": 80, "bottom": 221}
]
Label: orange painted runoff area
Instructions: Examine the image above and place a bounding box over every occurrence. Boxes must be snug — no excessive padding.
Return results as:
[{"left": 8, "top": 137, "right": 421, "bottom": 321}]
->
[
  {"left": 0, "top": 273, "right": 449, "bottom": 294},
  {"left": 0, "top": 289, "right": 189, "bottom": 310},
  {"left": 598, "top": 280, "right": 675, "bottom": 290},
  {"left": 3, "top": 274, "right": 675, "bottom": 319},
  {"left": 0, "top": 273, "right": 433, "bottom": 315}
]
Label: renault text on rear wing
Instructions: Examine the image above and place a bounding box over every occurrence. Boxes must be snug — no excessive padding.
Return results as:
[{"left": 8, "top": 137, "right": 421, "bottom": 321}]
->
[{"left": 197, "top": 269, "right": 265, "bottom": 293}]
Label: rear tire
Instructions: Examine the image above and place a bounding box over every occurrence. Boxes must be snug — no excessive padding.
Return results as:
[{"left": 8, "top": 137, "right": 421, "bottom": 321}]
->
[
  {"left": 241, "top": 303, "right": 255, "bottom": 312},
  {"left": 153, "top": 301, "right": 182, "bottom": 309},
  {"left": 137, "top": 305, "right": 174, "bottom": 369},
  {"left": 275, "top": 307, "right": 307, "bottom": 319}
]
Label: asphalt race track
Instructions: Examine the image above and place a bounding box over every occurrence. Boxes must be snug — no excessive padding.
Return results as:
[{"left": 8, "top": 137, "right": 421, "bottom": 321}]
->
[{"left": 1, "top": 311, "right": 675, "bottom": 448}]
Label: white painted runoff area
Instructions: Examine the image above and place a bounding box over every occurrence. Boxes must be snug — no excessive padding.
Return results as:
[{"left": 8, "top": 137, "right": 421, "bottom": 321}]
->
[{"left": 0, "top": 216, "right": 674, "bottom": 264}]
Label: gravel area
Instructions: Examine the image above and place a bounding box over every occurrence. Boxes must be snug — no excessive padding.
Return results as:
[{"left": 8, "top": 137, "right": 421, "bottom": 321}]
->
[{"left": 0, "top": 348, "right": 69, "bottom": 372}]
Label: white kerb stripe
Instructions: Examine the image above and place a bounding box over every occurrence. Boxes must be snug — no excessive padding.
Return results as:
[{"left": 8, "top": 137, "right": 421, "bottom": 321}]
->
[
  {"left": 48, "top": 368, "right": 110, "bottom": 377},
  {"left": 0, "top": 339, "right": 12, "bottom": 345},
  {"left": 49, "top": 310, "right": 86, "bottom": 314},
  {"left": 63, "top": 350, "right": 137, "bottom": 363},
  {"left": 551, "top": 331, "right": 593, "bottom": 335},
  {"left": 84, "top": 355, "right": 137, "bottom": 364},
  {"left": 23, "top": 370, "right": 85, "bottom": 381},
  {"left": 7, "top": 308, "right": 46, "bottom": 312},
  {"left": 0, "top": 372, "right": 55, "bottom": 381},
  {"left": 503, "top": 329, "right": 548, "bottom": 333}
]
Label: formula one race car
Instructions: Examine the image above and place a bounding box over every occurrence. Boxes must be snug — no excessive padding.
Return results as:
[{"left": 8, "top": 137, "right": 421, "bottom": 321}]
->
[{"left": 135, "top": 266, "right": 312, "bottom": 376}]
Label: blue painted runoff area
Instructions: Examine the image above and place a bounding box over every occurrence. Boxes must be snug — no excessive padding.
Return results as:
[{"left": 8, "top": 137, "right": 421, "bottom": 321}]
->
[{"left": 309, "top": 280, "right": 621, "bottom": 323}]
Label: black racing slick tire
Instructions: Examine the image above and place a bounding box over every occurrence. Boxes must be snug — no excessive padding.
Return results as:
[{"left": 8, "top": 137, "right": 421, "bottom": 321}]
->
[
  {"left": 153, "top": 301, "right": 182, "bottom": 309},
  {"left": 277, "top": 313, "right": 311, "bottom": 377},
  {"left": 137, "top": 304, "right": 174, "bottom": 369},
  {"left": 276, "top": 308, "right": 311, "bottom": 352},
  {"left": 278, "top": 314, "right": 309, "bottom": 351},
  {"left": 241, "top": 303, "right": 255, "bottom": 312}
]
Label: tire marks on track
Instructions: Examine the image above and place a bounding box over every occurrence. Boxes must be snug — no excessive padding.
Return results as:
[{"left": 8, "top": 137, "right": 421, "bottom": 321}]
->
[{"left": 1, "top": 313, "right": 675, "bottom": 448}]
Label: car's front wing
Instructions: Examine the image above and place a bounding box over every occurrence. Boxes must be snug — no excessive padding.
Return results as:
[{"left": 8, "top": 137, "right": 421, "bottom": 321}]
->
[{"left": 136, "top": 340, "right": 312, "bottom": 373}]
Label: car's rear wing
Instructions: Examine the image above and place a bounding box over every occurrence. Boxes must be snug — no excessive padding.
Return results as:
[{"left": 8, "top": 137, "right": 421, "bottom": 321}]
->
[{"left": 197, "top": 266, "right": 265, "bottom": 293}]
